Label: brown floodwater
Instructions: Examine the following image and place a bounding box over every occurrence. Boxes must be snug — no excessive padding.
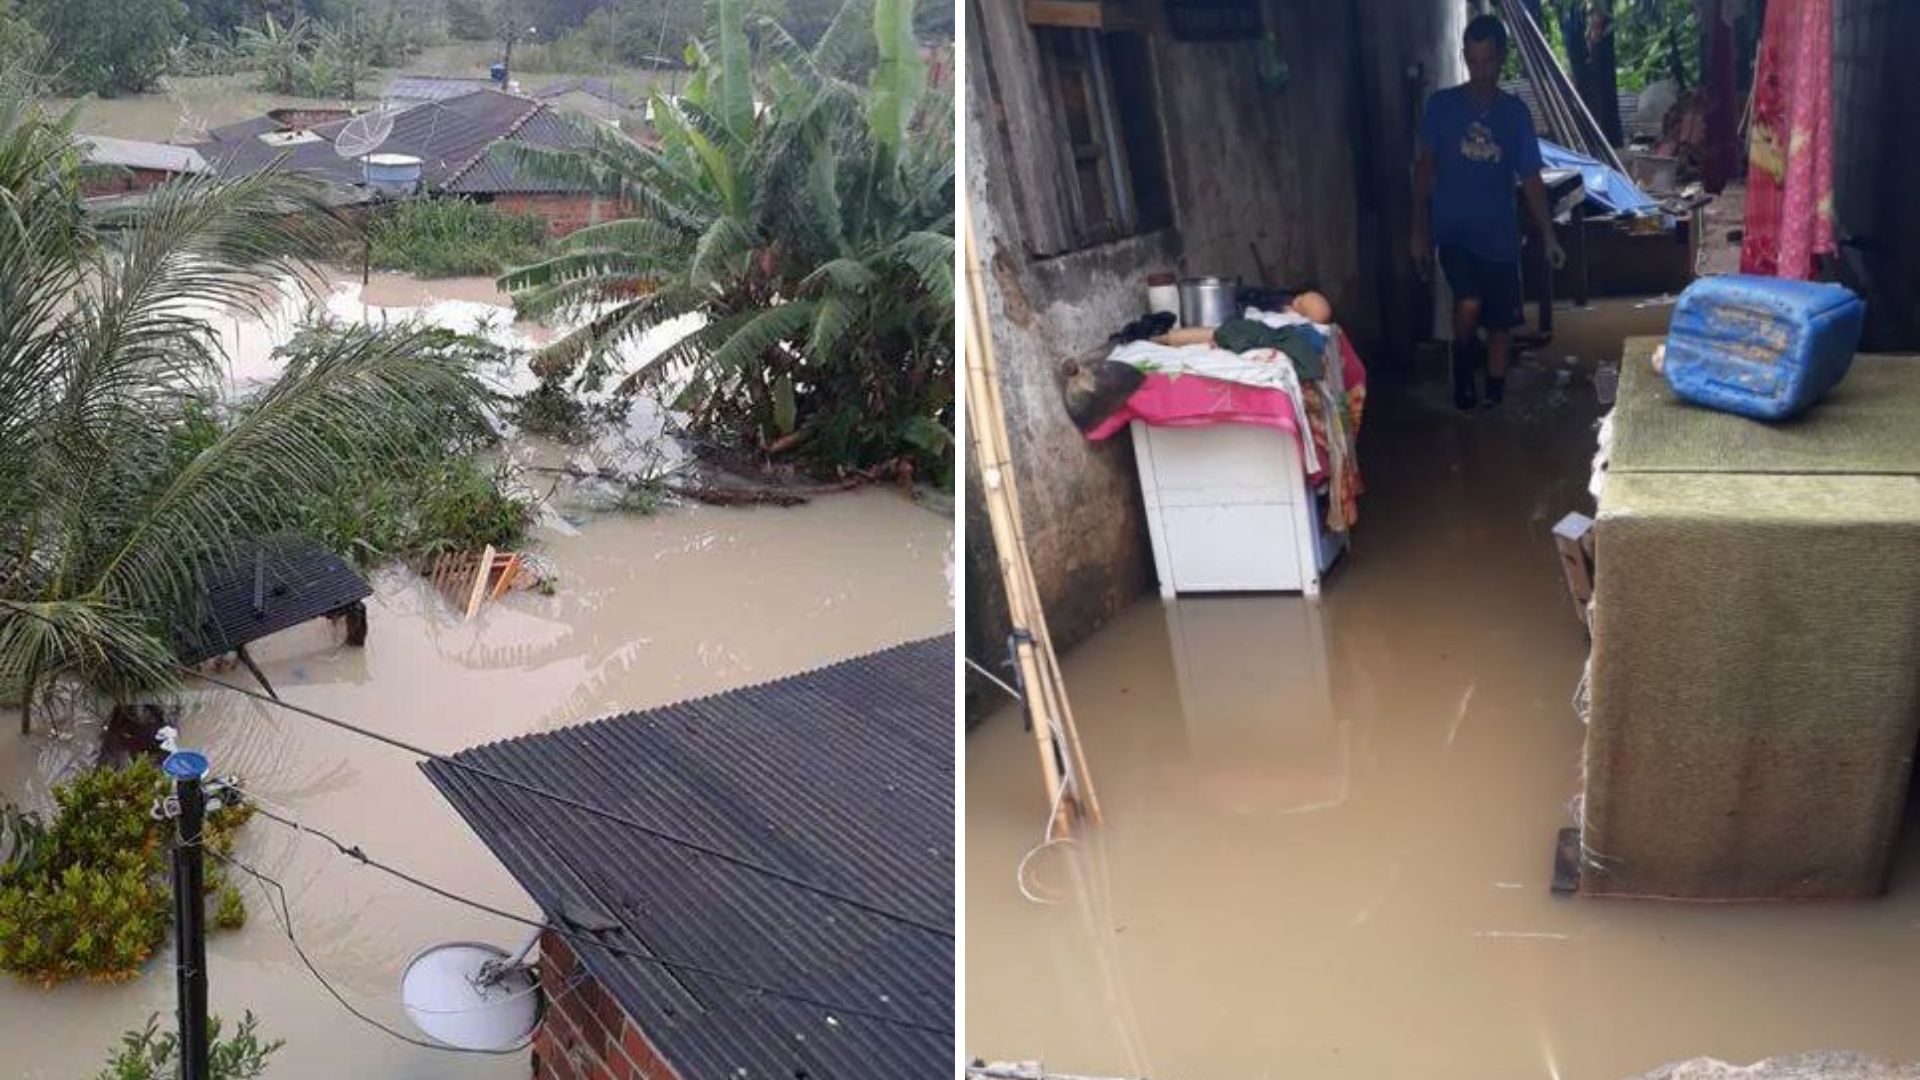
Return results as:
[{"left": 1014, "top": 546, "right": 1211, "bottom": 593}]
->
[
  {"left": 966, "top": 299, "right": 1920, "bottom": 1079},
  {"left": 0, "top": 270, "right": 951, "bottom": 1077},
  {"left": 0, "top": 489, "right": 950, "bottom": 1078}
]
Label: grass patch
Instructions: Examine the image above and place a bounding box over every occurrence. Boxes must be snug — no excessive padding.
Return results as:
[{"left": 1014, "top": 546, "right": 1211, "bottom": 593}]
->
[{"left": 367, "top": 199, "right": 552, "bottom": 278}]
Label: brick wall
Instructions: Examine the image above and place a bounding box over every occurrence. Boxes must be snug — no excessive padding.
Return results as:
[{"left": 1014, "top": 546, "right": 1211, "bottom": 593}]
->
[
  {"left": 534, "top": 931, "right": 685, "bottom": 1080},
  {"left": 492, "top": 193, "right": 632, "bottom": 237},
  {"left": 82, "top": 167, "right": 182, "bottom": 197}
]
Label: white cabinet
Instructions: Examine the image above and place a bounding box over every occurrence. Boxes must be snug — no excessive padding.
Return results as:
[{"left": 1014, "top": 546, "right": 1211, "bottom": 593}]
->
[{"left": 1130, "top": 421, "right": 1344, "bottom": 598}]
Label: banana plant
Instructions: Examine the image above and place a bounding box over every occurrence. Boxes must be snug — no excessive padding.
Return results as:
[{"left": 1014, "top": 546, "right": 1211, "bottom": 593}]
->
[{"left": 496, "top": 0, "right": 953, "bottom": 482}]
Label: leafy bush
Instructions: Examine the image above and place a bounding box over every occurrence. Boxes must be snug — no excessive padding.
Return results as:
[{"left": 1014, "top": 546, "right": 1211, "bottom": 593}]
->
[
  {"left": 267, "top": 318, "right": 537, "bottom": 566},
  {"left": 0, "top": 760, "right": 252, "bottom": 986},
  {"left": 96, "top": 1011, "right": 281, "bottom": 1080},
  {"left": 369, "top": 199, "right": 553, "bottom": 279}
]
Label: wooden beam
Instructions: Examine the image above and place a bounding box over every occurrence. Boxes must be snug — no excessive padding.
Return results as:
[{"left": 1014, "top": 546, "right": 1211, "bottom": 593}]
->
[
  {"left": 963, "top": 202, "right": 1102, "bottom": 833},
  {"left": 235, "top": 644, "right": 278, "bottom": 700},
  {"left": 1025, "top": 0, "right": 1142, "bottom": 31},
  {"left": 490, "top": 553, "right": 522, "bottom": 600},
  {"left": 465, "top": 544, "right": 495, "bottom": 621}
]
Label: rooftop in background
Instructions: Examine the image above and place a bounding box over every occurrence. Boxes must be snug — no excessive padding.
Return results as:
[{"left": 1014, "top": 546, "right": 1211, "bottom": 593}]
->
[
  {"left": 172, "top": 534, "right": 371, "bottom": 666},
  {"left": 533, "top": 76, "right": 642, "bottom": 111},
  {"left": 383, "top": 74, "right": 502, "bottom": 103},
  {"left": 77, "top": 134, "right": 210, "bottom": 175},
  {"left": 193, "top": 89, "right": 598, "bottom": 196},
  {"left": 423, "top": 635, "right": 955, "bottom": 1080}
]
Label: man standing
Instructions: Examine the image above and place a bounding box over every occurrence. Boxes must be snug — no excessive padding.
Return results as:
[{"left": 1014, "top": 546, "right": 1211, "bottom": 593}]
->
[{"left": 1412, "top": 14, "right": 1565, "bottom": 410}]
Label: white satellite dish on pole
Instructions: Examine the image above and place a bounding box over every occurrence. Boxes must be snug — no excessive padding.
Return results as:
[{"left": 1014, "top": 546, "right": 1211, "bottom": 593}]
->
[
  {"left": 400, "top": 938, "right": 541, "bottom": 1051},
  {"left": 333, "top": 107, "right": 398, "bottom": 161}
]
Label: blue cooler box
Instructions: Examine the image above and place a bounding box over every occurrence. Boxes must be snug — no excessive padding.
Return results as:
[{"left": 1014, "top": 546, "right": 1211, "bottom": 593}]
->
[{"left": 1663, "top": 275, "right": 1866, "bottom": 421}]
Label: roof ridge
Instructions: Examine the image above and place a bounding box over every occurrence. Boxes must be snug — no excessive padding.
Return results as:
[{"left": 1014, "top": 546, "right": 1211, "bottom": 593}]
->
[
  {"left": 440, "top": 95, "right": 548, "bottom": 190},
  {"left": 443, "top": 633, "right": 953, "bottom": 760}
]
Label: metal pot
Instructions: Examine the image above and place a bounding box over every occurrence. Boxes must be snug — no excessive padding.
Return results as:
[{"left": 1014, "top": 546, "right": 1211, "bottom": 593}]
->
[{"left": 1178, "top": 276, "right": 1240, "bottom": 328}]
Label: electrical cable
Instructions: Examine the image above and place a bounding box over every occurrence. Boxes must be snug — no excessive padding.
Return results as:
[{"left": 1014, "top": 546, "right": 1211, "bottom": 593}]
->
[
  {"left": 963, "top": 656, "right": 1020, "bottom": 702},
  {"left": 208, "top": 848, "right": 531, "bottom": 1056},
  {"left": 185, "top": 670, "right": 951, "bottom": 939},
  {"left": 0, "top": 601, "right": 949, "bottom": 939},
  {"left": 227, "top": 797, "right": 954, "bottom": 1036}
]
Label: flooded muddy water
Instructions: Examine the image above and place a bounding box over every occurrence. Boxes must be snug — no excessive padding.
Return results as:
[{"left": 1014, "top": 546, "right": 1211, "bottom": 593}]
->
[
  {"left": 1, "top": 490, "right": 950, "bottom": 1078},
  {"left": 966, "top": 300, "right": 1920, "bottom": 1079},
  {"left": 0, "top": 269, "right": 952, "bottom": 1077}
]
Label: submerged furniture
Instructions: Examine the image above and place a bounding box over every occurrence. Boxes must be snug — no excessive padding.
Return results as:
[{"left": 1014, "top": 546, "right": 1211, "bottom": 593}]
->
[
  {"left": 1579, "top": 338, "right": 1920, "bottom": 899},
  {"left": 1130, "top": 421, "right": 1345, "bottom": 598}
]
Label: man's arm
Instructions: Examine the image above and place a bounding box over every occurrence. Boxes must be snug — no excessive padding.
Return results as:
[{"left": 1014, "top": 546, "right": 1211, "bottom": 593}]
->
[
  {"left": 1411, "top": 144, "right": 1435, "bottom": 279},
  {"left": 1522, "top": 171, "right": 1566, "bottom": 269}
]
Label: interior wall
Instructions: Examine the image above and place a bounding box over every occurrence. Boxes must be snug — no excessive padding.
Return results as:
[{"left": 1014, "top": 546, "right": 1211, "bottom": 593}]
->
[{"left": 1832, "top": 0, "right": 1920, "bottom": 349}]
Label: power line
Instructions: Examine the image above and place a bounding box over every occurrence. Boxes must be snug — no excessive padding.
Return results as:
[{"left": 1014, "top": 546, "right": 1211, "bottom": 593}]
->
[
  {"left": 233, "top": 797, "right": 954, "bottom": 1036},
  {"left": 0, "top": 600, "right": 949, "bottom": 938},
  {"left": 209, "top": 849, "right": 534, "bottom": 1056},
  {"left": 189, "top": 671, "right": 950, "bottom": 939}
]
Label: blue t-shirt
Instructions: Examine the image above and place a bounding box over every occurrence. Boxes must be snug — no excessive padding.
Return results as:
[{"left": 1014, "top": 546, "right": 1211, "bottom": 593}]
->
[{"left": 1420, "top": 86, "right": 1542, "bottom": 264}]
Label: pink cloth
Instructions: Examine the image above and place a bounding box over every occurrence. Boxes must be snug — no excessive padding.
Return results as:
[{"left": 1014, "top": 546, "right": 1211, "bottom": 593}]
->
[
  {"left": 1085, "top": 335, "right": 1368, "bottom": 483},
  {"left": 1740, "top": 0, "right": 1835, "bottom": 279}
]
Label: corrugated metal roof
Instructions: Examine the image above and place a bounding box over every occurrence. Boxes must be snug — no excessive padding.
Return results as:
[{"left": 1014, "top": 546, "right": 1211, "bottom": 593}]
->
[
  {"left": 79, "top": 135, "right": 210, "bottom": 174},
  {"left": 422, "top": 635, "right": 954, "bottom": 1080},
  {"left": 173, "top": 534, "right": 371, "bottom": 664},
  {"left": 445, "top": 107, "right": 600, "bottom": 194},
  {"left": 533, "top": 76, "right": 641, "bottom": 110},
  {"left": 385, "top": 74, "right": 500, "bottom": 102},
  {"left": 195, "top": 89, "right": 595, "bottom": 195}
]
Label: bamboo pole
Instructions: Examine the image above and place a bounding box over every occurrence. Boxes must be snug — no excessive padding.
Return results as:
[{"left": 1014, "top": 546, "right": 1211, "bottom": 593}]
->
[{"left": 962, "top": 201, "right": 1102, "bottom": 832}]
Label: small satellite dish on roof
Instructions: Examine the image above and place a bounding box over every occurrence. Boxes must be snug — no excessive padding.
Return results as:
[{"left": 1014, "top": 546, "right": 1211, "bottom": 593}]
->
[
  {"left": 401, "top": 939, "right": 541, "bottom": 1051},
  {"left": 334, "top": 107, "right": 398, "bottom": 161}
]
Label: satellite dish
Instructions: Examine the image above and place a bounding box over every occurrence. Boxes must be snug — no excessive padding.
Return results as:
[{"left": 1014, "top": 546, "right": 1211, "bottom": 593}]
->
[
  {"left": 334, "top": 107, "right": 398, "bottom": 161},
  {"left": 400, "top": 940, "right": 541, "bottom": 1051}
]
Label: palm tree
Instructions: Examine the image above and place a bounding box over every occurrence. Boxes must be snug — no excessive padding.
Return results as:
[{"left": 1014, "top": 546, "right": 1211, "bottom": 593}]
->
[
  {"left": 0, "top": 100, "right": 492, "bottom": 733},
  {"left": 497, "top": 0, "right": 953, "bottom": 478}
]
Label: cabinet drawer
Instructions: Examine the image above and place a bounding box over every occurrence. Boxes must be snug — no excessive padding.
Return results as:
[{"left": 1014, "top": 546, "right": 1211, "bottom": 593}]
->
[
  {"left": 1162, "top": 503, "right": 1305, "bottom": 592},
  {"left": 1141, "top": 424, "right": 1300, "bottom": 504}
]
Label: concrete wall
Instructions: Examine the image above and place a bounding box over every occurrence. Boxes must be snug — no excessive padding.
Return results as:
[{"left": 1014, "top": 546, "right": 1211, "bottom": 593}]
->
[
  {"left": 534, "top": 931, "right": 685, "bottom": 1080},
  {"left": 963, "top": 0, "right": 1463, "bottom": 713},
  {"left": 1832, "top": 0, "right": 1920, "bottom": 350}
]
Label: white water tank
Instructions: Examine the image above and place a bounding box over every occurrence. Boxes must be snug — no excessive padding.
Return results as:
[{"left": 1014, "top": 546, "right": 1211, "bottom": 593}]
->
[{"left": 362, "top": 153, "right": 423, "bottom": 196}]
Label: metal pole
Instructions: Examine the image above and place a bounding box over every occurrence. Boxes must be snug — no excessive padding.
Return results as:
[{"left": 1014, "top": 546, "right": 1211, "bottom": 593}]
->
[{"left": 167, "top": 750, "right": 212, "bottom": 1080}]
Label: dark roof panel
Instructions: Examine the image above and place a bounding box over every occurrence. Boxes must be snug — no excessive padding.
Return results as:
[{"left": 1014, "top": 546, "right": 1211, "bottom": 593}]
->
[
  {"left": 196, "top": 89, "right": 596, "bottom": 194},
  {"left": 174, "top": 534, "right": 371, "bottom": 664},
  {"left": 422, "top": 635, "right": 954, "bottom": 1080},
  {"left": 445, "top": 106, "right": 598, "bottom": 194}
]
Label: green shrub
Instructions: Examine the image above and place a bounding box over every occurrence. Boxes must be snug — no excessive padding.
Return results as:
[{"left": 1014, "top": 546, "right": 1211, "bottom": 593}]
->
[
  {"left": 96, "top": 1011, "right": 281, "bottom": 1080},
  {"left": 0, "top": 760, "right": 252, "bottom": 986},
  {"left": 213, "top": 885, "right": 245, "bottom": 930},
  {"left": 265, "top": 316, "right": 536, "bottom": 567},
  {"left": 368, "top": 199, "right": 553, "bottom": 279}
]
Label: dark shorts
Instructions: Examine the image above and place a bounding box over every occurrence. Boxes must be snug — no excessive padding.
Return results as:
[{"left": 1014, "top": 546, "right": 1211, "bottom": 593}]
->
[{"left": 1438, "top": 246, "right": 1524, "bottom": 331}]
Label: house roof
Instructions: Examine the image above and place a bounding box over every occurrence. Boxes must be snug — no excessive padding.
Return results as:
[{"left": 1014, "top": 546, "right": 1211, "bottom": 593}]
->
[
  {"left": 194, "top": 89, "right": 596, "bottom": 195},
  {"left": 533, "top": 76, "right": 641, "bottom": 110},
  {"left": 78, "top": 134, "right": 209, "bottom": 174},
  {"left": 422, "top": 635, "right": 954, "bottom": 1080},
  {"left": 385, "top": 74, "right": 500, "bottom": 102},
  {"left": 173, "top": 534, "right": 371, "bottom": 665}
]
